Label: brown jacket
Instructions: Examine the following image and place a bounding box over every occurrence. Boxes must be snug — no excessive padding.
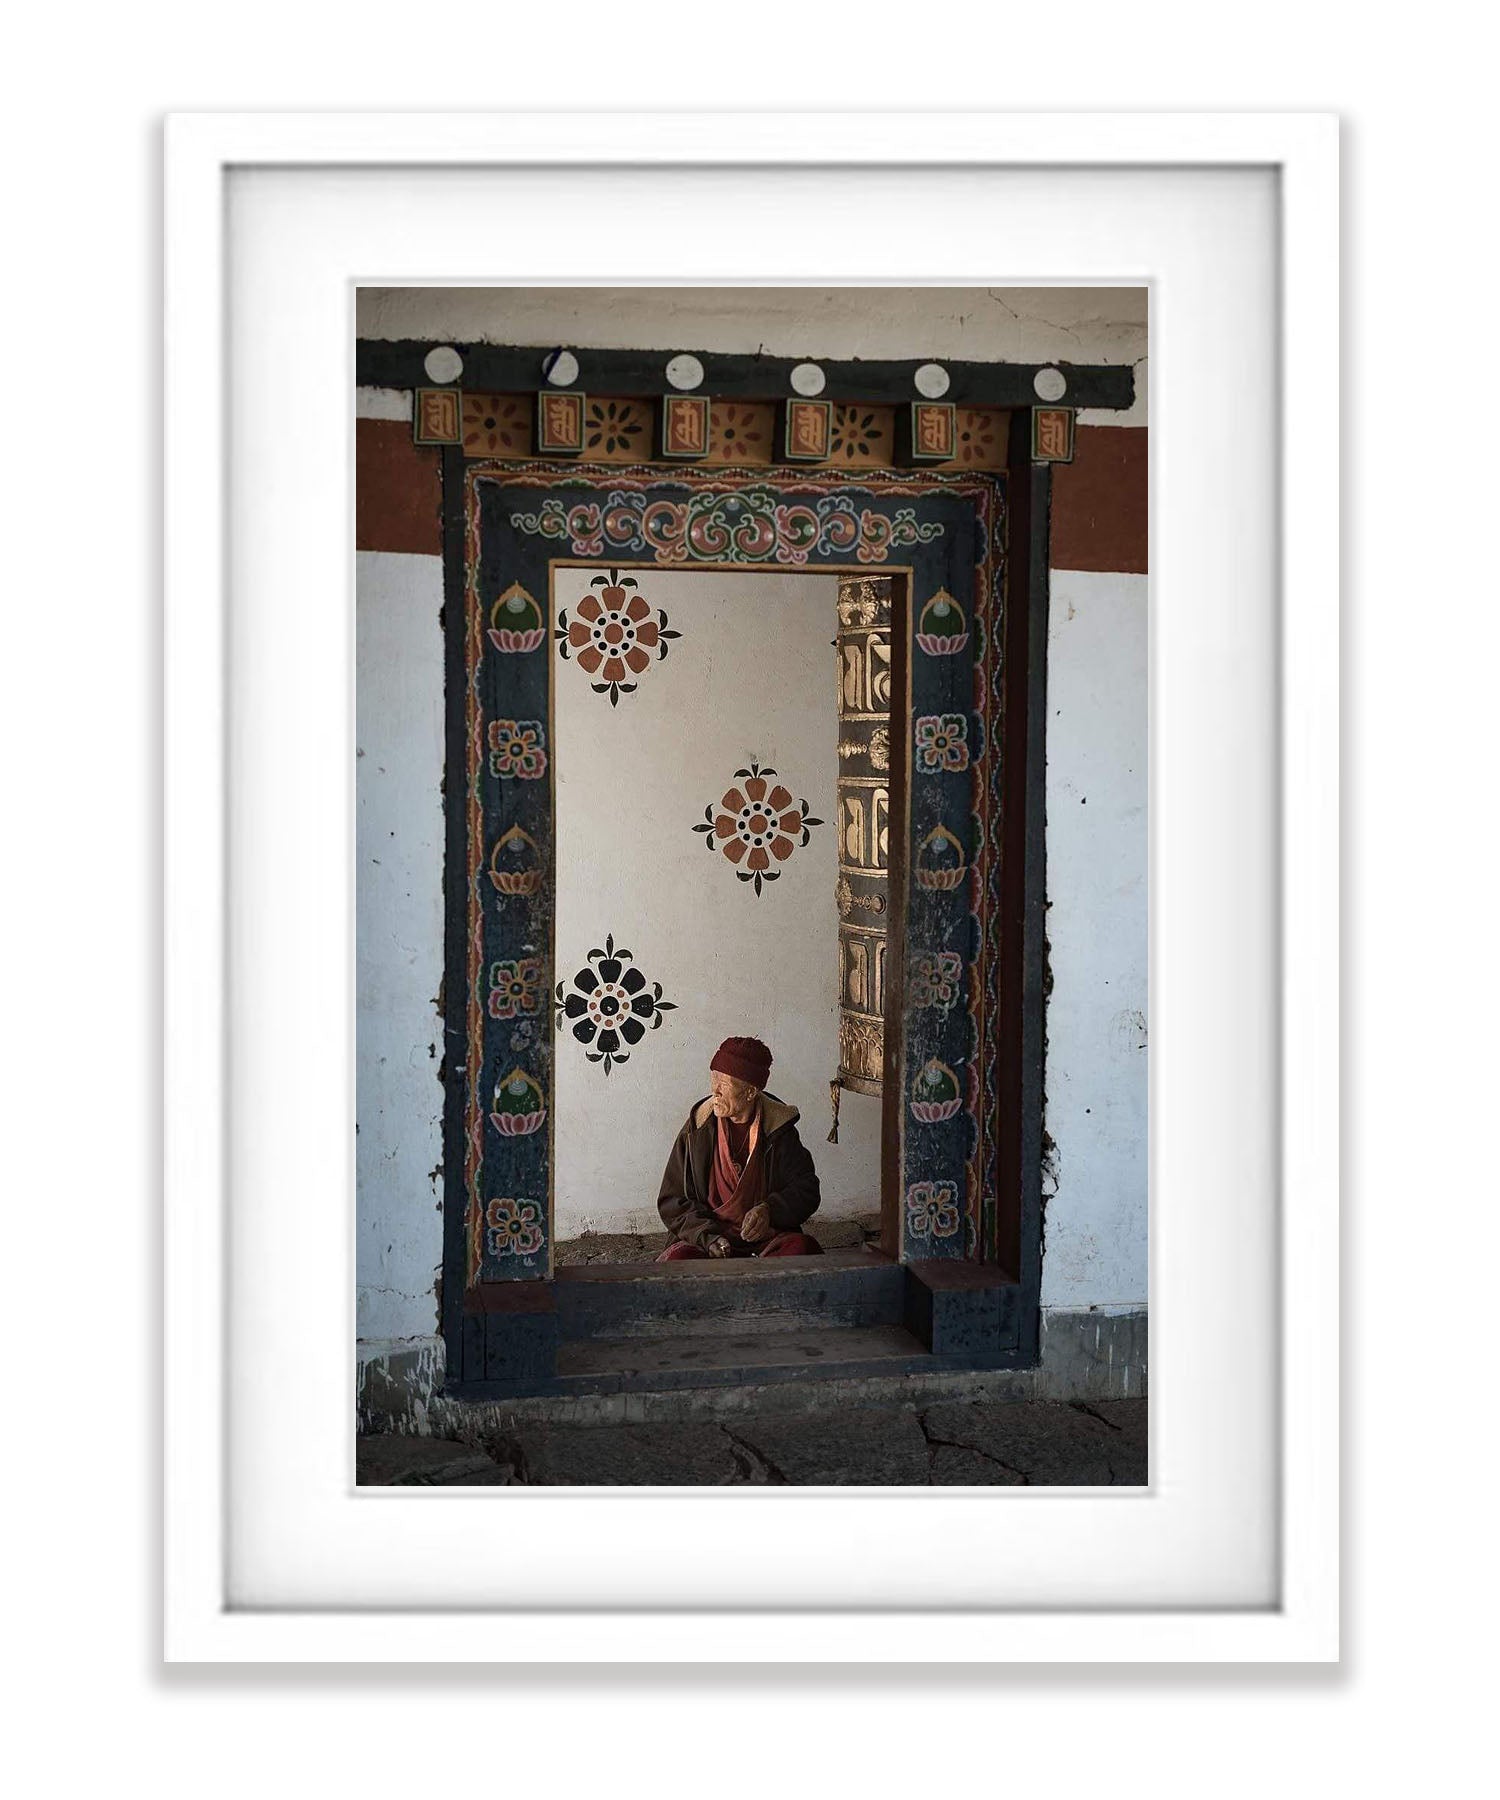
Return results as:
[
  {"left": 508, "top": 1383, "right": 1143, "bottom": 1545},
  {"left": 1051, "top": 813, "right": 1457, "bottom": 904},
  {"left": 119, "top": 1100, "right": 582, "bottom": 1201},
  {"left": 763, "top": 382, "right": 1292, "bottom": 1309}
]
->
[{"left": 657, "top": 1093, "right": 821, "bottom": 1248}]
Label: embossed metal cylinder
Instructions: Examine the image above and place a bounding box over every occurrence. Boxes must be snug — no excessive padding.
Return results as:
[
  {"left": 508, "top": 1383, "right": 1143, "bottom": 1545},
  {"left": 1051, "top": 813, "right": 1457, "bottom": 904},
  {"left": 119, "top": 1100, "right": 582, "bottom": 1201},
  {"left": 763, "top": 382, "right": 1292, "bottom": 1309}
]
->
[{"left": 834, "top": 576, "right": 893, "bottom": 1095}]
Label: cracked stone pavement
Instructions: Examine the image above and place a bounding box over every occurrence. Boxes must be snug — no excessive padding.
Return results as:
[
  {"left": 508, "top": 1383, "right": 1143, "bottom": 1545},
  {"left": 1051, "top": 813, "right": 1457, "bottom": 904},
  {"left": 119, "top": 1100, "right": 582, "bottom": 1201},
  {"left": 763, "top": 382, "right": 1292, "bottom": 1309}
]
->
[{"left": 357, "top": 1398, "right": 1146, "bottom": 1487}]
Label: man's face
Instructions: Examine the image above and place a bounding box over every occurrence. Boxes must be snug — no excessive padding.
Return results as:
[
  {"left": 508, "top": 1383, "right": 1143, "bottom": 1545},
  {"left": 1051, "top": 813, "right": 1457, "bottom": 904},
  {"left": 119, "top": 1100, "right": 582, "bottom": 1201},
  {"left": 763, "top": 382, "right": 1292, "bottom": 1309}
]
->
[{"left": 709, "top": 1070, "right": 759, "bottom": 1121}]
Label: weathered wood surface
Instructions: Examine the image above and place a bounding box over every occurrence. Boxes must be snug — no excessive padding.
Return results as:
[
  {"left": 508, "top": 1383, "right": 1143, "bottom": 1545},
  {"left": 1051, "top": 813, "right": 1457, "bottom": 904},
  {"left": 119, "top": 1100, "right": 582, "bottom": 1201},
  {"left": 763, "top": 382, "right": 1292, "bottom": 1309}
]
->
[{"left": 356, "top": 339, "right": 1136, "bottom": 411}]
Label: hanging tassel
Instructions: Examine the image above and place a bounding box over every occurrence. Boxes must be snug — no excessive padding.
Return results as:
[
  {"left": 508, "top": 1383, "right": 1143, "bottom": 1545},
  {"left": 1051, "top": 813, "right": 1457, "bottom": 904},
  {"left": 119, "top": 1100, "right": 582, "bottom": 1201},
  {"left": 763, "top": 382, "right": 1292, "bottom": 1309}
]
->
[{"left": 827, "top": 1075, "right": 842, "bottom": 1144}]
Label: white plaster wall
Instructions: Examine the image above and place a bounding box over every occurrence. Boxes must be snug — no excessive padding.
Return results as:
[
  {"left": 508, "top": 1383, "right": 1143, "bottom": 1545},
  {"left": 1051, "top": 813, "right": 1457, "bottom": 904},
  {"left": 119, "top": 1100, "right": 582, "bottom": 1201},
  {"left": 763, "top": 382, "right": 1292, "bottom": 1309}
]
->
[
  {"left": 1040, "top": 569, "right": 1149, "bottom": 1308},
  {"left": 554, "top": 568, "right": 881, "bottom": 1237},
  {"left": 355, "top": 550, "right": 445, "bottom": 1338},
  {"left": 356, "top": 286, "right": 1147, "bottom": 427}
]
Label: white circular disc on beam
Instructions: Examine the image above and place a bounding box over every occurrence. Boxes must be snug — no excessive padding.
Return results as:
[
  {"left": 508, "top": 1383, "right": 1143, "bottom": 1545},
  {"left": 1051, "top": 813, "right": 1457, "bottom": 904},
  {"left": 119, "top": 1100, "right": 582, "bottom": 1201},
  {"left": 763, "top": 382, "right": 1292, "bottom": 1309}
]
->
[
  {"left": 423, "top": 345, "right": 464, "bottom": 384},
  {"left": 543, "top": 349, "right": 580, "bottom": 387},
  {"left": 665, "top": 353, "right": 705, "bottom": 391}
]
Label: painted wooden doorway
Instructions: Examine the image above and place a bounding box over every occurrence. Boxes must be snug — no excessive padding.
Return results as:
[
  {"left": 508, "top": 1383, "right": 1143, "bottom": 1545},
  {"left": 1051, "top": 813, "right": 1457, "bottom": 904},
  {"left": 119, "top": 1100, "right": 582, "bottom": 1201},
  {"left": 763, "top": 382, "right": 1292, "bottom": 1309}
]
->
[{"left": 444, "top": 463, "right": 1009, "bottom": 1301}]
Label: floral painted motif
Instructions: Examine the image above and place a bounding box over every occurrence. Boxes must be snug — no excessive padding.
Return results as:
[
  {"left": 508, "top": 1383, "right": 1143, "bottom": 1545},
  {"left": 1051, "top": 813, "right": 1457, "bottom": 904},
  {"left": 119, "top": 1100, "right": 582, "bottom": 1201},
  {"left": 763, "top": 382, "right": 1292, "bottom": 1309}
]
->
[
  {"left": 555, "top": 934, "right": 676, "bottom": 1075},
  {"left": 693, "top": 763, "right": 823, "bottom": 897},
  {"left": 906, "top": 1180, "right": 961, "bottom": 1240},
  {"left": 910, "top": 1059, "right": 963, "bottom": 1123},
  {"left": 485, "top": 1196, "right": 545, "bottom": 1259},
  {"left": 914, "top": 713, "right": 970, "bottom": 773},
  {"left": 708, "top": 403, "right": 770, "bottom": 463},
  {"left": 829, "top": 406, "right": 893, "bottom": 465},
  {"left": 488, "top": 718, "right": 547, "bottom": 779},
  {"left": 490, "top": 1068, "right": 546, "bottom": 1137},
  {"left": 585, "top": 398, "right": 649, "bottom": 457},
  {"left": 511, "top": 489, "right": 944, "bottom": 566},
  {"left": 488, "top": 582, "right": 546, "bottom": 653},
  {"left": 910, "top": 952, "right": 964, "bottom": 1010},
  {"left": 488, "top": 957, "right": 543, "bottom": 1020},
  {"left": 952, "top": 409, "right": 1000, "bottom": 466},
  {"left": 915, "top": 590, "right": 969, "bottom": 656},
  {"left": 555, "top": 569, "right": 680, "bottom": 707},
  {"left": 462, "top": 395, "right": 530, "bottom": 457}
]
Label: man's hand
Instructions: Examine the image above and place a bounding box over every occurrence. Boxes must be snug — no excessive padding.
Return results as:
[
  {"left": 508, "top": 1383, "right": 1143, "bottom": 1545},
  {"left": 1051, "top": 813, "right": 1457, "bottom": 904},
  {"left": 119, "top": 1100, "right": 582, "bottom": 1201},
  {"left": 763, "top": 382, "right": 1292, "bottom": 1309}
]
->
[
  {"left": 707, "top": 1235, "right": 735, "bottom": 1258},
  {"left": 739, "top": 1204, "right": 771, "bottom": 1244}
]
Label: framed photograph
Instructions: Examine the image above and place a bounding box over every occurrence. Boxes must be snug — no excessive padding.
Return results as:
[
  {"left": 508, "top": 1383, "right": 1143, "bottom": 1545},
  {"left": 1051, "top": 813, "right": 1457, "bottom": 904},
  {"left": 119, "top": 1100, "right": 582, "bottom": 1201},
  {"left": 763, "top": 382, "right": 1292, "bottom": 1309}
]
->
[{"left": 164, "top": 112, "right": 1337, "bottom": 1661}]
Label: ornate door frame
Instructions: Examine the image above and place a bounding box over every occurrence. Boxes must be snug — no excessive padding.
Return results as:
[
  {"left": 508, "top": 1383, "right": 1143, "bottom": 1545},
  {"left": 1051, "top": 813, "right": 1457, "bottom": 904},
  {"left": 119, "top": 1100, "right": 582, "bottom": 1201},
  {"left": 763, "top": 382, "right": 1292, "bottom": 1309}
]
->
[{"left": 437, "top": 452, "right": 1048, "bottom": 1379}]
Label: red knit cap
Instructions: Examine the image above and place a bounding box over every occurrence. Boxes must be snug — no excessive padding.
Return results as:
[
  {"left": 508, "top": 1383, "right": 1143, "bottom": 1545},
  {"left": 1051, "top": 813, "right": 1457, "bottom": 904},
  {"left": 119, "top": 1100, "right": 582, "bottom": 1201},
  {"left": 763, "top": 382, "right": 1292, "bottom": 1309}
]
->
[{"left": 710, "top": 1036, "right": 772, "bottom": 1090}]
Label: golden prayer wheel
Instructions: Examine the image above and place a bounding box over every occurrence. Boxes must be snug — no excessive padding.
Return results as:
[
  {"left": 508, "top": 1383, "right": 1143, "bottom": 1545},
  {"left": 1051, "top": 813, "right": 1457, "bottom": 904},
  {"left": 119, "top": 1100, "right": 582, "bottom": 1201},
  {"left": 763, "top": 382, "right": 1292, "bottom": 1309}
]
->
[{"left": 829, "top": 576, "right": 892, "bottom": 1138}]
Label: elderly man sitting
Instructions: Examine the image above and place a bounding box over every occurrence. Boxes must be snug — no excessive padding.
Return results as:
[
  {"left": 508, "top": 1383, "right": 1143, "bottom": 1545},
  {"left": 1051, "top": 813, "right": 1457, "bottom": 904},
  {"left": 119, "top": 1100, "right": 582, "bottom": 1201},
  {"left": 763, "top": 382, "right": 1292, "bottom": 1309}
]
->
[{"left": 656, "top": 1036, "right": 824, "bottom": 1260}]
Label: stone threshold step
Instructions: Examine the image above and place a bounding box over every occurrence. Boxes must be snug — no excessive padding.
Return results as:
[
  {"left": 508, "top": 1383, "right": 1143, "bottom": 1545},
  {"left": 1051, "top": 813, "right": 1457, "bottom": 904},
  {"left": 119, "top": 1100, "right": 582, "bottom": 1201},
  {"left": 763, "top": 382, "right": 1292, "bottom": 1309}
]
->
[
  {"left": 553, "top": 1323, "right": 936, "bottom": 1393},
  {"left": 438, "top": 1357, "right": 1036, "bottom": 1424},
  {"left": 553, "top": 1249, "right": 905, "bottom": 1340}
]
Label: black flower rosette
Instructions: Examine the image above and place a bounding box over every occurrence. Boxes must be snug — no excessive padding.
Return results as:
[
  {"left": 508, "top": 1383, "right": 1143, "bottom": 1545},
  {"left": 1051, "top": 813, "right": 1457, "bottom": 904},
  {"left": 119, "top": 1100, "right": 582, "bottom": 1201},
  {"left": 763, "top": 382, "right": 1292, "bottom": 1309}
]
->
[{"left": 555, "top": 934, "right": 676, "bottom": 1074}]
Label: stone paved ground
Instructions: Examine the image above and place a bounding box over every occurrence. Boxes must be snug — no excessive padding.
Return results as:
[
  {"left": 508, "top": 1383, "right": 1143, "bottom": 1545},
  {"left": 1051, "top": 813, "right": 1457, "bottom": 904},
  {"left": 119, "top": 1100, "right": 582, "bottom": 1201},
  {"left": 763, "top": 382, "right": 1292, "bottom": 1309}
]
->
[{"left": 357, "top": 1397, "right": 1146, "bottom": 1486}]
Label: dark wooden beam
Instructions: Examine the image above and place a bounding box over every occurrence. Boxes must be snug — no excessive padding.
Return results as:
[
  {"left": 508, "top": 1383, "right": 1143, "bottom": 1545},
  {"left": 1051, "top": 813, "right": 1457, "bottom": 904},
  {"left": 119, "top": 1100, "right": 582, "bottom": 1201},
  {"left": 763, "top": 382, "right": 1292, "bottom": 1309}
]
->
[{"left": 357, "top": 339, "right": 1136, "bottom": 412}]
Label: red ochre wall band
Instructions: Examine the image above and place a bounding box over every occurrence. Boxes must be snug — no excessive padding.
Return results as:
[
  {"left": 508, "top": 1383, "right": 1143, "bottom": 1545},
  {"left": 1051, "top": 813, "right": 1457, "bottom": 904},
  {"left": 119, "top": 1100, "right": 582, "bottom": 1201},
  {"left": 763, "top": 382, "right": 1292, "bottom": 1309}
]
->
[
  {"left": 1048, "top": 425, "right": 1147, "bottom": 575},
  {"left": 354, "top": 416, "right": 1146, "bottom": 577},
  {"left": 356, "top": 419, "right": 443, "bottom": 556}
]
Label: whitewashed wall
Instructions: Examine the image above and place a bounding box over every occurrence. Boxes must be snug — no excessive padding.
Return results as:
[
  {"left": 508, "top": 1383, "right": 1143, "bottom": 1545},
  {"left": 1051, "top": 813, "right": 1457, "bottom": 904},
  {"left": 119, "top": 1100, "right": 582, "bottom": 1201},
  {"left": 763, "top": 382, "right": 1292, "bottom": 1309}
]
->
[
  {"left": 355, "top": 285, "right": 1148, "bottom": 1344},
  {"left": 553, "top": 568, "right": 879, "bottom": 1237},
  {"left": 1041, "top": 570, "right": 1148, "bottom": 1309},
  {"left": 355, "top": 551, "right": 445, "bottom": 1338}
]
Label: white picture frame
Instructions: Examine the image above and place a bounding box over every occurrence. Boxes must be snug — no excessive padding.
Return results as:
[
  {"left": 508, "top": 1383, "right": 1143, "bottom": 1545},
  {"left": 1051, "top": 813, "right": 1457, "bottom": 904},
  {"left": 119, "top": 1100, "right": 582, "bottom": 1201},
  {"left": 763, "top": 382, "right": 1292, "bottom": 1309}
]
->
[{"left": 164, "top": 112, "right": 1338, "bottom": 1662}]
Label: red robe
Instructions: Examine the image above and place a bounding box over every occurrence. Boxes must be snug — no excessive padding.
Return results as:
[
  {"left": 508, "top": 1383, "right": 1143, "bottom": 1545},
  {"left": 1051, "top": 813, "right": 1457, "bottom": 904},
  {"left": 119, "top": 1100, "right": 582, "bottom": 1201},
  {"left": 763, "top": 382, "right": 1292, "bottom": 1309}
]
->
[
  {"left": 707, "top": 1110, "right": 765, "bottom": 1239},
  {"left": 657, "top": 1104, "right": 822, "bottom": 1260}
]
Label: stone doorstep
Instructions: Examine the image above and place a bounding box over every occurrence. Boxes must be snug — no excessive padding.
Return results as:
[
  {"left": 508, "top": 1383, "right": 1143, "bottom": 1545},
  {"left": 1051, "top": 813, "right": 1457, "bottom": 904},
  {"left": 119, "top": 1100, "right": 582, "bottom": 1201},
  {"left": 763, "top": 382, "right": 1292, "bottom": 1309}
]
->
[
  {"left": 556, "top": 1322, "right": 933, "bottom": 1385},
  {"left": 552, "top": 1249, "right": 907, "bottom": 1340},
  {"left": 458, "top": 1328, "right": 1016, "bottom": 1402},
  {"left": 427, "top": 1359, "right": 1041, "bottom": 1429},
  {"left": 464, "top": 1256, "right": 1021, "bottom": 1395},
  {"left": 355, "top": 1309, "right": 1147, "bottom": 1432}
]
